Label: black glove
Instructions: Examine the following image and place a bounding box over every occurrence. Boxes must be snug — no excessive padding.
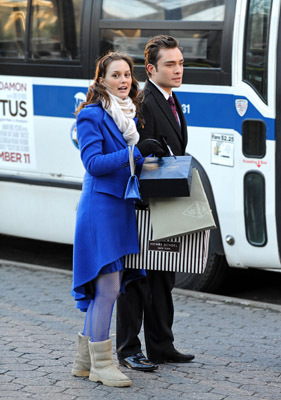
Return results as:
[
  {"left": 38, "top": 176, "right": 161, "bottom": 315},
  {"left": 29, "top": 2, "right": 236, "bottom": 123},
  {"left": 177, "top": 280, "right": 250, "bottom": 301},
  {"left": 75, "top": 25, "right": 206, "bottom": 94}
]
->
[{"left": 136, "top": 139, "right": 166, "bottom": 158}]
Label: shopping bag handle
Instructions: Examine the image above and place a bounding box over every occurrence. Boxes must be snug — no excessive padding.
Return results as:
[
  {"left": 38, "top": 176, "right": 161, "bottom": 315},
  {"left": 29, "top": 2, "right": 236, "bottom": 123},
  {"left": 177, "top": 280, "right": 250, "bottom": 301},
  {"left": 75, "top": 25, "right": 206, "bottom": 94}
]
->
[{"left": 161, "top": 136, "right": 177, "bottom": 159}]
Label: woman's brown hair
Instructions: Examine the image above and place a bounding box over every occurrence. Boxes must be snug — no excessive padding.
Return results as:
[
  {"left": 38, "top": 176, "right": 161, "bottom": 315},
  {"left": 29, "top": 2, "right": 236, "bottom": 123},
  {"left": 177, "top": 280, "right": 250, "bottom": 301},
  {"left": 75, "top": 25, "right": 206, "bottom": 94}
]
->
[{"left": 76, "top": 51, "right": 139, "bottom": 115}]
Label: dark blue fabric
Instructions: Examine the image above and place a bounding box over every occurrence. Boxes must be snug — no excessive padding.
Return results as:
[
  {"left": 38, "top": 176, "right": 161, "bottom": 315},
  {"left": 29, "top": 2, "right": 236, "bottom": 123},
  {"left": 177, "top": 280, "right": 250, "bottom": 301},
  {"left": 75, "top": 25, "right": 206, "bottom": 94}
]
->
[{"left": 71, "top": 103, "right": 145, "bottom": 311}]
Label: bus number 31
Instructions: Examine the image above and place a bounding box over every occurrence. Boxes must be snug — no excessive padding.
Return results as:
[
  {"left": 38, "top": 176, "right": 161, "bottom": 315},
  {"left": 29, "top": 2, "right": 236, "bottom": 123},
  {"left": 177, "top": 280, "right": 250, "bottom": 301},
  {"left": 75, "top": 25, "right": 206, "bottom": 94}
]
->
[{"left": 182, "top": 104, "right": 190, "bottom": 114}]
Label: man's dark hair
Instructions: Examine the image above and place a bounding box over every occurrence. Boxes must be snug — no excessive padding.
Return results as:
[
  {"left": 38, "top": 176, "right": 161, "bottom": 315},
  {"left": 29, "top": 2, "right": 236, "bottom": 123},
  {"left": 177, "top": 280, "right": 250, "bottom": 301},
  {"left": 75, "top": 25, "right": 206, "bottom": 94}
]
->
[{"left": 144, "top": 35, "right": 181, "bottom": 77}]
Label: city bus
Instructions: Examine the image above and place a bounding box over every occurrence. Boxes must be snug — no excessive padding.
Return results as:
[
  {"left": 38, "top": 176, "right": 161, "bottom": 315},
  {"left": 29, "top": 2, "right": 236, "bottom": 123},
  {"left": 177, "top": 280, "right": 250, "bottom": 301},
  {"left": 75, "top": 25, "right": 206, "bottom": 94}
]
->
[{"left": 0, "top": 0, "right": 280, "bottom": 292}]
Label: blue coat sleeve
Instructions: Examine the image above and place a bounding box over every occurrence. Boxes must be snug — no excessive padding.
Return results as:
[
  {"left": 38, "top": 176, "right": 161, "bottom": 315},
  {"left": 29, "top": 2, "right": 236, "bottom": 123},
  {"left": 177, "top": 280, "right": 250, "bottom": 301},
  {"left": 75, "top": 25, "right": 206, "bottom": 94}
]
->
[{"left": 76, "top": 107, "right": 143, "bottom": 177}]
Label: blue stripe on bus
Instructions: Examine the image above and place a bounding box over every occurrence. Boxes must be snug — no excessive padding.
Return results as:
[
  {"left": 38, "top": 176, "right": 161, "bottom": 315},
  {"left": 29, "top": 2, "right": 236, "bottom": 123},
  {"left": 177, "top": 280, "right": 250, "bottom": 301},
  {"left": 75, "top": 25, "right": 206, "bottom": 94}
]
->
[
  {"left": 176, "top": 92, "right": 275, "bottom": 140},
  {"left": 33, "top": 85, "right": 87, "bottom": 119},
  {"left": 33, "top": 85, "right": 275, "bottom": 140}
]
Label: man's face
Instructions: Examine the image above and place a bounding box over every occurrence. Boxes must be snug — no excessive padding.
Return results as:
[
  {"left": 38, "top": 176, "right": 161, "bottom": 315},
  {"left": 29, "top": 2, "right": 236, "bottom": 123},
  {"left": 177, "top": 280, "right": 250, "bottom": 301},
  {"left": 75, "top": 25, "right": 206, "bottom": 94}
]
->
[{"left": 147, "top": 47, "right": 184, "bottom": 94}]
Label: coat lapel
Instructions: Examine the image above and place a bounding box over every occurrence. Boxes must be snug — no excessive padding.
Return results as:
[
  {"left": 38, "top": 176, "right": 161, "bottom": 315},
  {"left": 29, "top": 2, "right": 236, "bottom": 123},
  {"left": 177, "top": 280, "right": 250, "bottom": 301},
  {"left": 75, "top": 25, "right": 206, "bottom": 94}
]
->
[
  {"left": 145, "top": 81, "right": 184, "bottom": 145},
  {"left": 103, "top": 111, "right": 128, "bottom": 148}
]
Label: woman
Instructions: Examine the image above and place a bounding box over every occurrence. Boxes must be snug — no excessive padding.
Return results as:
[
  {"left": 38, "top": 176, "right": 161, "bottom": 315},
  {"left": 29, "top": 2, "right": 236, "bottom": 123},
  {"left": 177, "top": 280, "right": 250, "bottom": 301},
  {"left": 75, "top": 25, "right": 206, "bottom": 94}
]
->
[{"left": 71, "top": 52, "right": 165, "bottom": 387}]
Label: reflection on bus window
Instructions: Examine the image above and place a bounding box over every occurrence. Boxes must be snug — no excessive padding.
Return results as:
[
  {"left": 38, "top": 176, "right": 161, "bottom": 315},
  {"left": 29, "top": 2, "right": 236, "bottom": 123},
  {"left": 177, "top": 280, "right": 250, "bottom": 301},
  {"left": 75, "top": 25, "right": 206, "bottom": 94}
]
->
[
  {"left": 101, "top": 0, "right": 225, "bottom": 21},
  {"left": 100, "top": 29, "right": 222, "bottom": 68},
  {"left": 0, "top": 0, "right": 83, "bottom": 61},
  {"left": 0, "top": 0, "right": 27, "bottom": 58},
  {"left": 30, "top": 0, "right": 83, "bottom": 61},
  {"left": 243, "top": 0, "right": 273, "bottom": 102}
]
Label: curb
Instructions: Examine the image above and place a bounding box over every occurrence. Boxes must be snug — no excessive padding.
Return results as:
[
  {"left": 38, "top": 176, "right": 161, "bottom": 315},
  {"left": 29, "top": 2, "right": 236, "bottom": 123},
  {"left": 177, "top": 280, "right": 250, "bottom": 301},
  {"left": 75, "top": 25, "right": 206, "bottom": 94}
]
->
[
  {"left": 173, "top": 287, "right": 281, "bottom": 313},
  {"left": 1, "top": 259, "right": 281, "bottom": 313},
  {"left": 0, "top": 258, "right": 73, "bottom": 276}
]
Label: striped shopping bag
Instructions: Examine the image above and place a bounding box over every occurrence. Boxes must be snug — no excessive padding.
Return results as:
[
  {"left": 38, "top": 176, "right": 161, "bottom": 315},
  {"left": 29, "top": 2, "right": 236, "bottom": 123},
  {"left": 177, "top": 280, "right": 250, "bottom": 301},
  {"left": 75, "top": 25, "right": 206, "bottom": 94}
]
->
[{"left": 124, "top": 208, "right": 210, "bottom": 273}]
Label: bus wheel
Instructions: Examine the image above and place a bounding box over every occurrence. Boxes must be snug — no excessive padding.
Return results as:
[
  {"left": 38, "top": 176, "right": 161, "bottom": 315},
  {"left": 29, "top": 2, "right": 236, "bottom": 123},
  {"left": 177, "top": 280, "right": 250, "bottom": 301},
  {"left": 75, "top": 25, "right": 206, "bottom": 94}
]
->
[{"left": 175, "top": 252, "right": 228, "bottom": 293}]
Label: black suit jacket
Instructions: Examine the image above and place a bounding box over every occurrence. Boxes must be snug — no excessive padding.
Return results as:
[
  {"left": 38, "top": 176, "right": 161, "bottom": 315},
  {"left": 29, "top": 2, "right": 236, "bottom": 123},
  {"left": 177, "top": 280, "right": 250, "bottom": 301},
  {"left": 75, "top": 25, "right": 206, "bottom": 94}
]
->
[
  {"left": 133, "top": 80, "right": 188, "bottom": 359},
  {"left": 117, "top": 80, "right": 188, "bottom": 359},
  {"left": 137, "top": 80, "right": 188, "bottom": 156}
]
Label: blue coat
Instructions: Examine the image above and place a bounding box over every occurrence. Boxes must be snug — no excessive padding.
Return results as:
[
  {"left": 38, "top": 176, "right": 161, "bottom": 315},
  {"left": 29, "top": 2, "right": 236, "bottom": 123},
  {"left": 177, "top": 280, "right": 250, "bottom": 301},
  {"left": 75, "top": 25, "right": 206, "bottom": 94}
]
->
[{"left": 71, "top": 103, "right": 144, "bottom": 311}]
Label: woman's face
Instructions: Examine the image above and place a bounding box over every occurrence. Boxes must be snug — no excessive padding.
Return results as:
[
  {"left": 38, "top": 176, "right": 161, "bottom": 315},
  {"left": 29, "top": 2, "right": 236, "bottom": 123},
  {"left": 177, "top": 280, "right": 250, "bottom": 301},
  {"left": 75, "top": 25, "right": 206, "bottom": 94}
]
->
[{"left": 100, "top": 59, "right": 132, "bottom": 100}]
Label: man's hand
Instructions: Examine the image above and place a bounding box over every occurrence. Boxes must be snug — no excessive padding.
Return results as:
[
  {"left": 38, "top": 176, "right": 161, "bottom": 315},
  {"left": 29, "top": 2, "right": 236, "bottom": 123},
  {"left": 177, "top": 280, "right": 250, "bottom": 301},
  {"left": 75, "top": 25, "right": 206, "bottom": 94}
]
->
[{"left": 136, "top": 139, "right": 166, "bottom": 157}]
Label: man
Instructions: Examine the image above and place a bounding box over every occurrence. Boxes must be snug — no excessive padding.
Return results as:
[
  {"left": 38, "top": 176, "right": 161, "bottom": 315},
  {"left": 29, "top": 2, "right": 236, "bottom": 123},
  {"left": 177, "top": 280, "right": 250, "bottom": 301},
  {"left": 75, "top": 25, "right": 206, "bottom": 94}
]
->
[{"left": 117, "top": 35, "right": 194, "bottom": 371}]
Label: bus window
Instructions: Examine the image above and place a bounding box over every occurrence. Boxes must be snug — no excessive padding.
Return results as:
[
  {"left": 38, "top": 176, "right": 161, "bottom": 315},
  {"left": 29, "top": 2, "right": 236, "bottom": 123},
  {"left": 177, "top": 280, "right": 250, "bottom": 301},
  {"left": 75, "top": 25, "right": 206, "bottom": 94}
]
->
[
  {"left": 0, "top": 0, "right": 27, "bottom": 58},
  {"left": 243, "top": 0, "right": 273, "bottom": 103},
  {"left": 30, "top": 0, "right": 83, "bottom": 61},
  {"left": 0, "top": 0, "right": 83, "bottom": 62},
  {"left": 99, "top": 0, "right": 226, "bottom": 70},
  {"left": 100, "top": 28, "right": 222, "bottom": 68},
  {"left": 101, "top": 0, "right": 225, "bottom": 21},
  {"left": 242, "top": 120, "right": 266, "bottom": 158},
  {"left": 244, "top": 172, "right": 267, "bottom": 247}
]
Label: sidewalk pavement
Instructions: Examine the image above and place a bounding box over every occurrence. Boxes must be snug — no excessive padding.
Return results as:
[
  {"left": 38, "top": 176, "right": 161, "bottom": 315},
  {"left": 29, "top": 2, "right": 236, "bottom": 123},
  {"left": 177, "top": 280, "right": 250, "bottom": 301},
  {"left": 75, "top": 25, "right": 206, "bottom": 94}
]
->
[{"left": 1, "top": 261, "right": 281, "bottom": 400}]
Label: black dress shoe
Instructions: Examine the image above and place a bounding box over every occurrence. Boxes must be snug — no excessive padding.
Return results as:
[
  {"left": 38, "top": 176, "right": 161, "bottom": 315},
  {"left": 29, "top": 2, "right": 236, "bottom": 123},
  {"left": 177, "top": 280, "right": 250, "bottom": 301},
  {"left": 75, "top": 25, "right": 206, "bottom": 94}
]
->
[
  {"left": 119, "top": 353, "right": 158, "bottom": 372},
  {"left": 151, "top": 349, "right": 195, "bottom": 364}
]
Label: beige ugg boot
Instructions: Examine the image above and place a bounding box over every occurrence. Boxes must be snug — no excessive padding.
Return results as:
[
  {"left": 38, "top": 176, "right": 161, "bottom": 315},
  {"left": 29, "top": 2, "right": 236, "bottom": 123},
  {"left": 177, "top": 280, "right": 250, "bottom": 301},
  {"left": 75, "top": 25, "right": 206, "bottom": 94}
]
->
[
  {"left": 71, "top": 332, "right": 91, "bottom": 377},
  {"left": 88, "top": 338, "right": 132, "bottom": 387}
]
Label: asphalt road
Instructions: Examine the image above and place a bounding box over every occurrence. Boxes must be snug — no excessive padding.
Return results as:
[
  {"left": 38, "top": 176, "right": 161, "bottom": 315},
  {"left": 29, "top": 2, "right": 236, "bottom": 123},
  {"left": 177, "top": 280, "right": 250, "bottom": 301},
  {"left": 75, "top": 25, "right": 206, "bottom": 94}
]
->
[{"left": 1, "top": 234, "right": 281, "bottom": 305}]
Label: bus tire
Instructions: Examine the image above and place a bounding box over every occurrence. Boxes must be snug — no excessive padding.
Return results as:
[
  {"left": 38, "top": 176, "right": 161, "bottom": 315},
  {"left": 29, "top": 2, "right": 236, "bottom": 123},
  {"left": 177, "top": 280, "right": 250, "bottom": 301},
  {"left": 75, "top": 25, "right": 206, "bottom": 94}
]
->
[{"left": 175, "top": 250, "right": 228, "bottom": 292}]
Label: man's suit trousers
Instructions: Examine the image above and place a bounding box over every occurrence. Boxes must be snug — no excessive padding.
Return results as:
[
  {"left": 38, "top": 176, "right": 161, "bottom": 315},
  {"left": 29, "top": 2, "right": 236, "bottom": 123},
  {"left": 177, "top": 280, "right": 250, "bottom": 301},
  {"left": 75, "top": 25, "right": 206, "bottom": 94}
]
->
[{"left": 117, "top": 270, "right": 175, "bottom": 360}]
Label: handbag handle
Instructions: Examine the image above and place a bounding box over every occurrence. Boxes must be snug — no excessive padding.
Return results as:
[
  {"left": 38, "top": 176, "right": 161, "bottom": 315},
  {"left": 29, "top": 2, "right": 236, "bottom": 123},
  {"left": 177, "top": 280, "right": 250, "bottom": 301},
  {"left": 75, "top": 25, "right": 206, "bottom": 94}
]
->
[
  {"left": 124, "top": 145, "right": 141, "bottom": 200},
  {"left": 128, "top": 144, "right": 136, "bottom": 176}
]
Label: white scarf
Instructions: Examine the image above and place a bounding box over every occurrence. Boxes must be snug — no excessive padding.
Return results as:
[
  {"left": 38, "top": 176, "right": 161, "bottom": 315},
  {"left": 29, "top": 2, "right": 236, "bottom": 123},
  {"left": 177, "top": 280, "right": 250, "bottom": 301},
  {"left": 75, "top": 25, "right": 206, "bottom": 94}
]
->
[{"left": 102, "top": 92, "right": 139, "bottom": 145}]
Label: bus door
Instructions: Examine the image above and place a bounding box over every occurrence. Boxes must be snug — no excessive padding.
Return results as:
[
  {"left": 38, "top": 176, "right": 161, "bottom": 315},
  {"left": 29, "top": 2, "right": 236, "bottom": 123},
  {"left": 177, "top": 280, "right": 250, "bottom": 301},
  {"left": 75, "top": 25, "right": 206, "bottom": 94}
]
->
[
  {"left": 276, "top": 0, "right": 281, "bottom": 263},
  {"left": 225, "top": 0, "right": 281, "bottom": 269}
]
